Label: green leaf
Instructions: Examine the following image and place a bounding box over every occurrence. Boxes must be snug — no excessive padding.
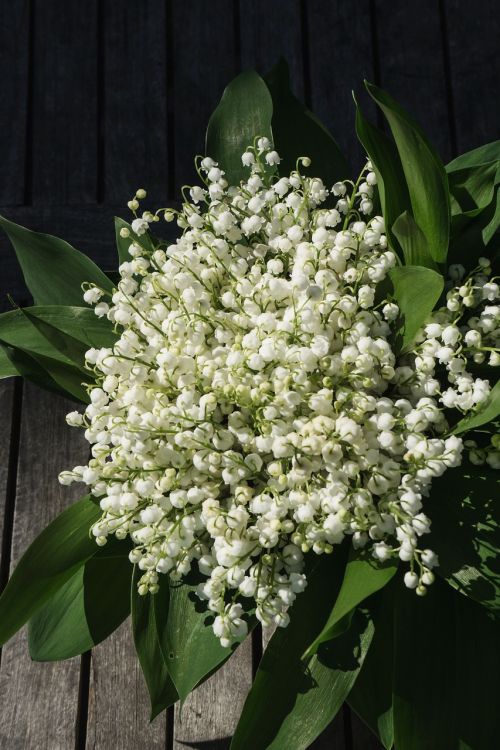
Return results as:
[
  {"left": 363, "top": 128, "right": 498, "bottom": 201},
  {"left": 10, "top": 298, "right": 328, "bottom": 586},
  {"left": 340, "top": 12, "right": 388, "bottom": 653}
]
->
[
  {"left": 231, "top": 551, "right": 373, "bottom": 750},
  {"left": 304, "top": 550, "right": 397, "bottom": 658},
  {"left": 392, "top": 577, "right": 500, "bottom": 750},
  {"left": 446, "top": 140, "right": 500, "bottom": 174},
  {"left": 392, "top": 211, "right": 436, "bottom": 269},
  {"left": 0, "top": 306, "right": 116, "bottom": 359},
  {"left": 447, "top": 161, "right": 498, "bottom": 216},
  {"left": 28, "top": 539, "right": 132, "bottom": 661},
  {"left": 348, "top": 586, "right": 395, "bottom": 750},
  {"left": 452, "top": 379, "right": 500, "bottom": 435},
  {"left": 115, "top": 217, "right": 156, "bottom": 266},
  {"left": 366, "top": 82, "right": 450, "bottom": 263},
  {"left": 157, "top": 578, "right": 234, "bottom": 702},
  {"left": 0, "top": 496, "right": 101, "bottom": 646},
  {"left": 131, "top": 570, "right": 178, "bottom": 719},
  {"left": 265, "top": 59, "right": 350, "bottom": 186},
  {"left": 355, "top": 98, "right": 410, "bottom": 255},
  {"left": 385, "top": 265, "right": 444, "bottom": 353},
  {"left": 428, "top": 460, "right": 500, "bottom": 615},
  {"left": 0, "top": 340, "right": 90, "bottom": 403},
  {"left": 206, "top": 71, "right": 273, "bottom": 186},
  {"left": 0, "top": 215, "right": 114, "bottom": 306},
  {"left": 19, "top": 308, "right": 89, "bottom": 370}
]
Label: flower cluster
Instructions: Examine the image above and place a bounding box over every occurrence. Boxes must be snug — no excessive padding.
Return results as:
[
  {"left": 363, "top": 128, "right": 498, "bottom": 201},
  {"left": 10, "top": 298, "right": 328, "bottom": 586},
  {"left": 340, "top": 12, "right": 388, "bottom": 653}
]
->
[{"left": 60, "top": 139, "right": 499, "bottom": 646}]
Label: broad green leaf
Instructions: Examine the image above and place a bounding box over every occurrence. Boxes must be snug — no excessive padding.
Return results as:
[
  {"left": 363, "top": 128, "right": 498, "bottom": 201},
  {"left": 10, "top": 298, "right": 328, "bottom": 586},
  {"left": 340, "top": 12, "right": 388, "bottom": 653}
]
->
[
  {"left": 446, "top": 140, "right": 500, "bottom": 174},
  {"left": 392, "top": 211, "right": 436, "bottom": 269},
  {"left": 0, "top": 306, "right": 116, "bottom": 359},
  {"left": 448, "top": 161, "right": 498, "bottom": 216},
  {"left": 355, "top": 99, "right": 410, "bottom": 255},
  {"left": 448, "top": 193, "right": 500, "bottom": 267},
  {"left": 115, "top": 217, "right": 156, "bottom": 266},
  {"left": 385, "top": 265, "right": 444, "bottom": 353},
  {"left": 393, "top": 577, "right": 500, "bottom": 750},
  {"left": 452, "top": 379, "right": 500, "bottom": 436},
  {"left": 131, "top": 570, "right": 178, "bottom": 719},
  {"left": 366, "top": 82, "right": 450, "bottom": 263},
  {"left": 0, "top": 340, "right": 90, "bottom": 403},
  {"left": 348, "top": 586, "right": 395, "bottom": 750},
  {"left": 304, "top": 550, "right": 397, "bottom": 658},
  {"left": 0, "top": 496, "right": 101, "bottom": 646},
  {"left": 28, "top": 540, "right": 132, "bottom": 661},
  {"left": 0, "top": 341, "right": 88, "bottom": 402},
  {"left": 265, "top": 59, "right": 350, "bottom": 186},
  {"left": 428, "top": 460, "right": 500, "bottom": 614},
  {"left": 0, "top": 215, "right": 114, "bottom": 306},
  {"left": 231, "top": 550, "right": 373, "bottom": 750},
  {"left": 157, "top": 578, "right": 234, "bottom": 702},
  {"left": 19, "top": 308, "right": 89, "bottom": 370},
  {"left": 206, "top": 71, "right": 273, "bottom": 186}
]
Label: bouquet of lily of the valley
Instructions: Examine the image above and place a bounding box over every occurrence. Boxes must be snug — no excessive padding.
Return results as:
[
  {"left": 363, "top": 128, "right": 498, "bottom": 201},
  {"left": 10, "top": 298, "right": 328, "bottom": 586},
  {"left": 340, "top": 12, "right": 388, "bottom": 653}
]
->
[{"left": 0, "top": 61, "right": 498, "bottom": 750}]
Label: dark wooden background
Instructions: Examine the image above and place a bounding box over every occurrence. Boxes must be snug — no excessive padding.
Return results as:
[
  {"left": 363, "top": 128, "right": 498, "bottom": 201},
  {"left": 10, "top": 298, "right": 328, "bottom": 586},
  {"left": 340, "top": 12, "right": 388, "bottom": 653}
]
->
[{"left": 0, "top": 2, "right": 498, "bottom": 749}]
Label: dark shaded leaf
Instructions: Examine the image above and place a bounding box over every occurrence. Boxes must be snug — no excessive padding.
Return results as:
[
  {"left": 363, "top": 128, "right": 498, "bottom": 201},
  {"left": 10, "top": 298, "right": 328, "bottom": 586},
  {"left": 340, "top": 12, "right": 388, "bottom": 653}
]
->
[
  {"left": 0, "top": 496, "right": 101, "bottom": 646},
  {"left": 0, "top": 215, "right": 113, "bottom": 306},
  {"left": 428, "top": 460, "right": 500, "bottom": 614},
  {"left": 231, "top": 549, "right": 375, "bottom": 750},
  {"left": 28, "top": 539, "right": 132, "bottom": 661},
  {"left": 206, "top": 71, "right": 273, "bottom": 186},
  {"left": 131, "top": 569, "right": 178, "bottom": 719},
  {"left": 392, "top": 211, "right": 436, "bottom": 269},
  {"left": 366, "top": 82, "right": 450, "bottom": 263},
  {"left": 304, "top": 550, "right": 397, "bottom": 658},
  {"left": 157, "top": 578, "right": 234, "bottom": 702},
  {"left": 393, "top": 577, "right": 500, "bottom": 750},
  {"left": 384, "top": 265, "right": 444, "bottom": 353},
  {"left": 348, "top": 585, "right": 395, "bottom": 750},
  {"left": 266, "top": 59, "right": 350, "bottom": 186},
  {"left": 355, "top": 98, "right": 410, "bottom": 255}
]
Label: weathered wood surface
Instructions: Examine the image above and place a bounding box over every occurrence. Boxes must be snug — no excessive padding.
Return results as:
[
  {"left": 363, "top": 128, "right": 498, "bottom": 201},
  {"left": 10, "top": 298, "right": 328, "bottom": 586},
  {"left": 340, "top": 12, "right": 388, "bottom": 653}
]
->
[{"left": 0, "top": 1, "right": 498, "bottom": 748}]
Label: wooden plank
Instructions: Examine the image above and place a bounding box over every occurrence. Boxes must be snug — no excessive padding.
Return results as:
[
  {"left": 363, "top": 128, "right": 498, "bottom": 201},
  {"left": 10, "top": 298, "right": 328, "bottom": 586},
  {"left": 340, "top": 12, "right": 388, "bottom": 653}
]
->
[
  {"left": 444, "top": 0, "right": 500, "bottom": 155},
  {"left": 102, "top": 1, "right": 168, "bottom": 207},
  {"left": 306, "top": 0, "right": 376, "bottom": 174},
  {"left": 31, "top": 0, "right": 98, "bottom": 204},
  {"left": 0, "top": 385, "right": 89, "bottom": 749},
  {"left": 85, "top": 619, "right": 167, "bottom": 750},
  {"left": 373, "top": 0, "right": 452, "bottom": 163},
  {"left": 239, "top": 0, "right": 305, "bottom": 99},
  {"left": 0, "top": 1, "right": 30, "bottom": 205},
  {"left": 170, "top": 0, "right": 237, "bottom": 194},
  {"left": 173, "top": 635, "right": 253, "bottom": 749}
]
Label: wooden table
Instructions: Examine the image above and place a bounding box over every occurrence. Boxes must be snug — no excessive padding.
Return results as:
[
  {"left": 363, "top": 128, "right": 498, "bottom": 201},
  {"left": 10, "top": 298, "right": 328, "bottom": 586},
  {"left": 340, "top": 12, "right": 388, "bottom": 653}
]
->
[{"left": 0, "top": 2, "right": 498, "bottom": 747}]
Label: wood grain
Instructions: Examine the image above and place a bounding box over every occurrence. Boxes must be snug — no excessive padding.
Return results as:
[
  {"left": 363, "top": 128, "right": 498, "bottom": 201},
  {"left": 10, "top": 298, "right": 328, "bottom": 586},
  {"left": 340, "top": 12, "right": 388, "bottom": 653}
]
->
[
  {"left": 373, "top": 0, "right": 452, "bottom": 163},
  {"left": 85, "top": 619, "right": 167, "bottom": 750},
  {"left": 102, "top": 1, "right": 169, "bottom": 206},
  {"left": 0, "top": 385, "right": 89, "bottom": 750},
  {"left": 169, "top": 0, "right": 238, "bottom": 194},
  {"left": 239, "top": 0, "right": 305, "bottom": 100},
  {"left": 306, "top": 0, "right": 376, "bottom": 174},
  {"left": 31, "top": 0, "right": 99, "bottom": 204},
  {"left": 444, "top": 0, "right": 500, "bottom": 155},
  {"left": 0, "top": 0, "right": 30, "bottom": 205},
  {"left": 173, "top": 635, "right": 253, "bottom": 749}
]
